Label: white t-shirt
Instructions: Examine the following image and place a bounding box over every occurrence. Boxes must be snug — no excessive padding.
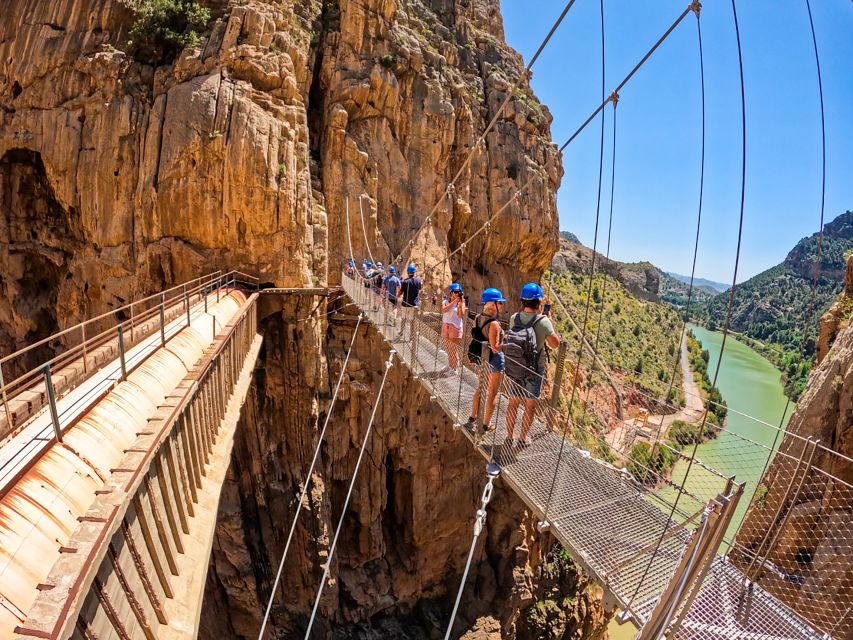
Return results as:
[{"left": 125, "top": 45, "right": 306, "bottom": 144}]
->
[{"left": 442, "top": 300, "right": 463, "bottom": 329}]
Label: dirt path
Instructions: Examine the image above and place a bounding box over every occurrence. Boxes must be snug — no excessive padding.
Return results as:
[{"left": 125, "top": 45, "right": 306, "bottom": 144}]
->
[{"left": 606, "top": 335, "right": 704, "bottom": 451}]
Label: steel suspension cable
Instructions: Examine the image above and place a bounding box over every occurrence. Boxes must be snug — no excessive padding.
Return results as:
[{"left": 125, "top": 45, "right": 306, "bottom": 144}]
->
[
  {"left": 560, "top": 1, "right": 699, "bottom": 153},
  {"left": 257, "top": 313, "right": 364, "bottom": 639},
  {"left": 542, "top": 0, "right": 607, "bottom": 524},
  {"left": 624, "top": 1, "right": 747, "bottom": 615},
  {"left": 394, "top": 0, "right": 578, "bottom": 268},
  {"left": 579, "top": 96, "right": 618, "bottom": 426},
  {"left": 442, "top": 465, "right": 500, "bottom": 640},
  {"left": 303, "top": 351, "right": 395, "bottom": 639},
  {"left": 358, "top": 195, "right": 377, "bottom": 268},
  {"left": 744, "top": 0, "right": 828, "bottom": 583}
]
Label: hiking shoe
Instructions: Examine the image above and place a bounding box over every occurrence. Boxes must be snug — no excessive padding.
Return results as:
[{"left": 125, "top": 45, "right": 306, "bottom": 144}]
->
[
  {"left": 504, "top": 436, "right": 515, "bottom": 448},
  {"left": 516, "top": 439, "right": 530, "bottom": 450}
]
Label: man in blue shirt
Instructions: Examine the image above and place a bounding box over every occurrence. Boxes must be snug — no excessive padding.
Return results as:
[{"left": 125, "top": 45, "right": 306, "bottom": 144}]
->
[{"left": 396, "top": 264, "right": 422, "bottom": 342}]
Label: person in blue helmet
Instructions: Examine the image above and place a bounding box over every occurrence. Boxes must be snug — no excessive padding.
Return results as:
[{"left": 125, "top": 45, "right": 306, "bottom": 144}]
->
[
  {"left": 503, "top": 282, "right": 560, "bottom": 448},
  {"left": 441, "top": 282, "right": 467, "bottom": 372},
  {"left": 396, "top": 264, "right": 422, "bottom": 341},
  {"left": 345, "top": 260, "right": 355, "bottom": 277},
  {"left": 382, "top": 266, "right": 401, "bottom": 304},
  {"left": 466, "top": 287, "right": 505, "bottom": 434}
]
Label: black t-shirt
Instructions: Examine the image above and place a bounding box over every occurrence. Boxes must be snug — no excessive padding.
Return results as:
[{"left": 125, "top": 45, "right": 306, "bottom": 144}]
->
[{"left": 400, "top": 276, "right": 422, "bottom": 307}]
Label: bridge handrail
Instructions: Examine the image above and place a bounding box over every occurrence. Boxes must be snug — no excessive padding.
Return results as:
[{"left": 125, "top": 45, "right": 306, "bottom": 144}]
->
[{"left": 0, "top": 270, "right": 259, "bottom": 440}]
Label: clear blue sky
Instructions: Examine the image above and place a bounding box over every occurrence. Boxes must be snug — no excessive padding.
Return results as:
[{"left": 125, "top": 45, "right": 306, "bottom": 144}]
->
[{"left": 501, "top": 0, "right": 852, "bottom": 283}]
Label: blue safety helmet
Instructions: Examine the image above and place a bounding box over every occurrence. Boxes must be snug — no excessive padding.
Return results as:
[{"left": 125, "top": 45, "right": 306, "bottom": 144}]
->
[
  {"left": 449, "top": 282, "right": 462, "bottom": 292},
  {"left": 481, "top": 288, "right": 506, "bottom": 304},
  {"left": 407, "top": 264, "right": 417, "bottom": 274},
  {"left": 520, "top": 282, "right": 544, "bottom": 300},
  {"left": 389, "top": 266, "right": 396, "bottom": 274},
  {"left": 366, "top": 261, "right": 374, "bottom": 268},
  {"left": 348, "top": 260, "right": 354, "bottom": 267}
]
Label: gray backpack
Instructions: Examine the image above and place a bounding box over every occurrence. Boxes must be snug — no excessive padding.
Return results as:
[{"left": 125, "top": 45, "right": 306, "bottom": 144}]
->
[{"left": 503, "top": 315, "right": 545, "bottom": 383}]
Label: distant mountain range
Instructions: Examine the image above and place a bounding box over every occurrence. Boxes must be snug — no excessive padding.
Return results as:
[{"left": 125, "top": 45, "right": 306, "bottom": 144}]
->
[
  {"left": 696, "top": 210, "right": 853, "bottom": 397},
  {"left": 556, "top": 231, "right": 722, "bottom": 308},
  {"left": 665, "top": 272, "right": 729, "bottom": 293}
]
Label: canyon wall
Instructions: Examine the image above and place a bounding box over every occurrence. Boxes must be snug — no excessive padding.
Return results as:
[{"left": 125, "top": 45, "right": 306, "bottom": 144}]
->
[{"left": 1, "top": 0, "right": 603, "bottom": 638}]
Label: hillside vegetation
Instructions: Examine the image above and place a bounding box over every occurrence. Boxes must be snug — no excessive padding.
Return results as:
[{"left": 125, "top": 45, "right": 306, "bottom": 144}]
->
[
  {"left": 696, "top": 210, "right": 853, "bottom": 399},
  {"left": 658, "top": 270, "right": 717, "bottom": 308},
  {"left": 546, "top": 269, "right": 684, "bottom": 404}
]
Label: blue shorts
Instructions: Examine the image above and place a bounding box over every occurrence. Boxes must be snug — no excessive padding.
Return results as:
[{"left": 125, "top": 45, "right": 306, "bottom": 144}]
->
[
  {"left": 487, "top": 352, "right": 505, "bottom": 373},
  {"left": 508, "top": 366, "right": 545, "bottom": 399}
]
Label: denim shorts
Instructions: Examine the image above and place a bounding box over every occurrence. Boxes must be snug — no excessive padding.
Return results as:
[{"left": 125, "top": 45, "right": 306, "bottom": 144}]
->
[
  {"left": 508, "top": 366, "right": 545, "bottom": 399},
  {"left": 487, "top": 351, "right": 505, "bottom": 373}
]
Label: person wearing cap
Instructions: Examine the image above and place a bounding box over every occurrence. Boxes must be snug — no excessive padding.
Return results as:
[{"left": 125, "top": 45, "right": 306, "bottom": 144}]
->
[
  {"left": 441, "top": 282, "right": 467, "bottom": 372},
  {"left": 467, "top": 287, "right": 505, "bottom": 434},
  {"left": 345, "top": 260, "right": 355, "bottom": 277},
  {"left": 505, "top": 282, "right": 560, "bottom": 448},
  {"left": 396, "top": 264, "right": 422, "bottom": 342}
]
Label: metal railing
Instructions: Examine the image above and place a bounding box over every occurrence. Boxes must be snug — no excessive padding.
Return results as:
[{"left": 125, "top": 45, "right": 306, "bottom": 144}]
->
[{"left": 0, "top": 270, "right": 259, "bottom": 443}]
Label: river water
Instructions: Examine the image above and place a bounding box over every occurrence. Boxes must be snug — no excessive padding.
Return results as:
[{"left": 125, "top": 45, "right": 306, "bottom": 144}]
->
[{"left": 607, "top": 324, "right": 794, "bottom": 639}]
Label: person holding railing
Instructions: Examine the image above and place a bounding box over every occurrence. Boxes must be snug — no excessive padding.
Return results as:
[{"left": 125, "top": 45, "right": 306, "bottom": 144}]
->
[
  {"left": 466, "top": 288, "right": 505, "bottom": 434},
  {"left": 503, "top": 283, "right": 560, "bottom": 449},
  {"left": 441, "top": 283, "right": 466, "bottom": 373}
]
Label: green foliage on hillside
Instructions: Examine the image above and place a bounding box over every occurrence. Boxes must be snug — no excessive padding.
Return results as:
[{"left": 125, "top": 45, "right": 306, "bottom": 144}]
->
[
  {"left": 658, "top": 270, "right": 716, "bottom": 308},
  {"left": 695, "top": 211, "right": 853, "bottom": 400},
  {"left": 685, "top": 330, "right": 727, "bottom": 425},
  {"left": 546, "top": 270, "right": 683, "bottom": 404},
  {"left": 126, "top": 0, "right": 211, "bottom": 65}
]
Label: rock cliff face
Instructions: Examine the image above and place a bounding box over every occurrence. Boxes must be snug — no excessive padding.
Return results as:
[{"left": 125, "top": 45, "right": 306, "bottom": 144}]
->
[
  {"left": 1, "top": 0, "right": 597, "bottom": 638},
  {"left": 734, "top": 256, "right": 853, "bottom": 636}
]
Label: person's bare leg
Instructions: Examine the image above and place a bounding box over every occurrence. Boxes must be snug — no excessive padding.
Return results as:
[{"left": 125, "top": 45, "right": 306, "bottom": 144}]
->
[
  {"left": 507, "top": 397, "right": 523, "bottom": 440},
  {"left": 470, "top": 366, "right": 484, "bottom": 421},
  {"left": 520, "top": 398, "right": 538, "bottom": 442},
  {"left": 483, "top": 372, "right": 503, "bottom": 428},
  {"left": 448, "top": 337, "right": 460, "bottom": 370}
]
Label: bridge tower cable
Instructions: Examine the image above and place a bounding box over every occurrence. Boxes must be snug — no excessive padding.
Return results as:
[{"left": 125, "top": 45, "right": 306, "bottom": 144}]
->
[
  {"left": 393, "top": 0, "right": 579, "bottom": 269},
  {"left": 578, "top": 94, "right": 618, "bottom": 430},
  {"left": 256, "top": 313, "right": 364, "bottom": 639},
  {"left": 303, "top": 351, "right": 396, "bottom": 639},
  {"left": 624, "top": 0, "right": 748, "bottom": 621},
  {"left": 541, "top": 0, "right": 607, "bottom": 527},
  {"left": 741, "top": 0, "right": 828, "bottom": 589}
]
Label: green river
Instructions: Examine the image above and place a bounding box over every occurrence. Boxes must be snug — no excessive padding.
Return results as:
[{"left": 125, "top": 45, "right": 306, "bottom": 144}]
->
[{"left": 607, "top": 324, "right": 794, "bottom": 639}]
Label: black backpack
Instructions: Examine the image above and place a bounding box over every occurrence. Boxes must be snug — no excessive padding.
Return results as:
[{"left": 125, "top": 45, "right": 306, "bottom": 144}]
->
[
  {"left": 467, "top": 315, "right": 497, "bottom": 364},
  {"left": 503, "top": 314, "right": 545, "bottom": 382}
]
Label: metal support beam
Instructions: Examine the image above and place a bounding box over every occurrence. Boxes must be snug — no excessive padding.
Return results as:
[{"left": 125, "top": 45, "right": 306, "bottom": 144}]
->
[
  {"left": 159, "top": 303, "right": 166, "bottom": 346},
  {"left": 44, "top": 365, "right": 62, "bottom": 443},
  {"left": 117, "top": 324, "right": 128, "bottom": 380},
  {"left": 0, "top": 363, "right": 12, "bottom": 434}
]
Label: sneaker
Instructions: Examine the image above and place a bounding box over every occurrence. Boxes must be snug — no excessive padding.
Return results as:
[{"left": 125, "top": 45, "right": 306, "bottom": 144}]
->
[
  {"left": 516, "top": 439, "right": 530, "bottom": 450},
  {"left": 504, "top": 436, "right": 515, "bottom": 448},
  {"left": 481, "top": 423, "right": 496, "bottom": 434},
  {"left": 464, "top": 416, "right": 476, "bottom": 428}
]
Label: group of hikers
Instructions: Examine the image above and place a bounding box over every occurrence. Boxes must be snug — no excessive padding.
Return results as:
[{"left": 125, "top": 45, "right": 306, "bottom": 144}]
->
[{"left": 345, "top": 259, "right": 561, "bottom": 449}]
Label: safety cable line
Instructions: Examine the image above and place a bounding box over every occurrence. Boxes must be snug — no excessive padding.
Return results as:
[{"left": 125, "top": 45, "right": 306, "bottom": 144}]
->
[
  {"left": 579, "top": 96, "right": 618, "bottom": 425},
  {"left": 625, "top": 1, "right": 746, "bottom": 615},
  {"left": 393, "top": 0, "right": 578, "bottom": 268},
  {"left": 559, "top": 1, "right": 698, "bottom": 153},
  {"left": 304, "top": 351, "right": 395, "bottom": 639},
  {"left": 745, "top": 0, "right": 828, "bottom": 581},
  {"left": 652, "top": 0, "right": 708, "bottom": 448},
  {"left": 443, "top": 468, "right": 499, "bottom": 640},
  {"left": 257, "top": 314, "right": 364, "bottom": 639},
  {"left": 542, "top": 0, "right": 607, "bottom": 525}
]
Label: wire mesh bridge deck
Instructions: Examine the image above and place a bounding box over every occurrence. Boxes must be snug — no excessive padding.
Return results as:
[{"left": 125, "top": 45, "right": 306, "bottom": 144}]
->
[{"left": 342, "top": 274, "right": 828, "bottom": 640}]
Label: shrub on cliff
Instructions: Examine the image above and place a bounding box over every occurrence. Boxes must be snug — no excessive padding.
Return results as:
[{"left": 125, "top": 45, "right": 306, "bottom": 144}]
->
[{"left": 126, "top": 0, "right": 211, "bottom": 65}]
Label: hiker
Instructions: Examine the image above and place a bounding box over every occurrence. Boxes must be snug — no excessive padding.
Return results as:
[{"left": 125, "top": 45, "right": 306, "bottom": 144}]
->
[
  {"left": 382, "top": 266, "right": 402, "bottom": 326},
  {"left": 372, "top": 262, "right": 385, "bottom": 310},
  {"left": 466, "top": 288, "right": 505, "bottom": 433},
  {"left": 345, "top": 260, "right": 355, "bottom": 277},
  {"left": 504, "top": 283, "right": 560, "bottom": 448},
  {"left": 397, "top": 264, "right": 422, "bottom": 342},
  {"left": 441, "top": 282, "right": 466, "bottom": 372}
]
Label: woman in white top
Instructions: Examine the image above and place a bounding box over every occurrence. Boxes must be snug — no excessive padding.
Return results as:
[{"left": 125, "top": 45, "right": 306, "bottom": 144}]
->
[{"left": 441, "top": 282, "right": 466, "bottom": 371}]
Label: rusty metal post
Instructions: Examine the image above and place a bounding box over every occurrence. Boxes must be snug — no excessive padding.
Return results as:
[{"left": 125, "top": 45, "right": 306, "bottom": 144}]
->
[
  {"left": 159, "top": 304, "right": 166, "bottom": 346},
  {"left": 129, "top": 301, "right": 135, "bottom": 343},
  {"left": 550, "top": 341, "right": 568, "bottom": 412},
  {"left": 81, "top": 323, "right": 88, "bottom": 374},
  {"left": 185, "top": 291, "right": 191, "bottom": 327},
  {"left": 216, "top": 277, "right": 221, "bottom": 303},
  {"left": 117, "top": 324, "right": 128, "bottom": 380},
  {"left": 204, "top": 289, "right": 208, "bottom": 313},
  {"left": 0, "top": 363, "right": 12, "bottom": 434},
  {"left": 44, "top": 365, "right": 62, "bottom": 443}
]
